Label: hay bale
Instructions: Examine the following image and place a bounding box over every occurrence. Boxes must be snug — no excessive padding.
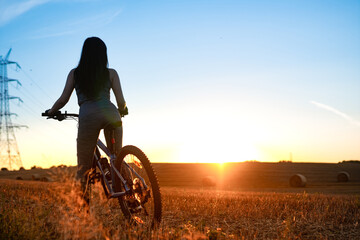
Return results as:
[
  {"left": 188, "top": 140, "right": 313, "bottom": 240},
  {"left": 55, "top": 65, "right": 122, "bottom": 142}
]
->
[
  {"left": 32, "top": 174, "right": 40, "bottom": 181},
  {"left": 289, "top": 174, "right": 307, "bottom": 187},
  {"left": 40, "top": 176, "right": 53, "bottom": 182},
  {"left": 16, "top": 176, "right": 23, "bottom": 180},
  {"left": 337, "top": 171, "right": 350, "bottom": 182},
  {"left": 202, "top": 176, "right": 216, "bottom": 187}
]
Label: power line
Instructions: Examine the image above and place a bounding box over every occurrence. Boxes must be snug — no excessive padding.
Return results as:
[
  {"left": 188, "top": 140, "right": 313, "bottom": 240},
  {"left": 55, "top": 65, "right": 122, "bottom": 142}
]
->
[
  {"left": 20, "top": 67, "right": 56, "bottom": 102},
  {"left": 10, "top": 81, "right": 47, "bottom": 110}
]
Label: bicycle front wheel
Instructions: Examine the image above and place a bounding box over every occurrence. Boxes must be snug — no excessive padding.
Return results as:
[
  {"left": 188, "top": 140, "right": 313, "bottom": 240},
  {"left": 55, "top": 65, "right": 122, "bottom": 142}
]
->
[{"left": 114, "top": 145, "right": 162, "bottom": 228}]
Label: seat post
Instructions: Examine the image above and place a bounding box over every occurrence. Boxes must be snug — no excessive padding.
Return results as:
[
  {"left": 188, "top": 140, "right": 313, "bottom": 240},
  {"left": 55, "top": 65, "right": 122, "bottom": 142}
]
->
[
  {"left": 104, "top": 121, "right": 122, "bottom": 155},
  {"left": 111, "top": 128, "right": 116, "bottom": 154}
]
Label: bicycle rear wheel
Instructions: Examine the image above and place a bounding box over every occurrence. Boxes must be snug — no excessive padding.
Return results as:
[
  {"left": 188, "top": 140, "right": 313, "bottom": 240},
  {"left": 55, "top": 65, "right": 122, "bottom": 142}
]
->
[{"left": 114, "top": 145, "right": 162, "bottom": 228}]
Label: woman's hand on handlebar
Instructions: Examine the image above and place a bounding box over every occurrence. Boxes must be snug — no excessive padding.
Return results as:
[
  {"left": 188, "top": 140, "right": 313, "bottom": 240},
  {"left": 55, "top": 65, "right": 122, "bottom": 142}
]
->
[
  {"left": 42, "top": 109, "right": 65, "bottom": 121},
  {"left": 43, "top": 109, "right": 60, "bottom": 116},
  {"left": 119, "top": 106, "right": 128, "bottom": 117}
]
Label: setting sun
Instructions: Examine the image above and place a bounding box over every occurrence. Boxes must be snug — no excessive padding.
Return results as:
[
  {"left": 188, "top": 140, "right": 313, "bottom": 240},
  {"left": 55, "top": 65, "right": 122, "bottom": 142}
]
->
[{"left": 174, "top": 138, "right": 260, "bottom": 164}]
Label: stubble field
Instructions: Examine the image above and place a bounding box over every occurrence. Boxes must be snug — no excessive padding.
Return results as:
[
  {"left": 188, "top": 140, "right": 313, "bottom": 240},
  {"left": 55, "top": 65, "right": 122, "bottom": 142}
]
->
[{"left": 0, "top": 163, "right": 360, "bottom": 239}]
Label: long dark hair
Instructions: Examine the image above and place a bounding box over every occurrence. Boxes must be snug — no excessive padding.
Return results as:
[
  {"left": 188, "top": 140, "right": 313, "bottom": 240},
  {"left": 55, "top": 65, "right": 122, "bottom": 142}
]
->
[{"left": 74, "top": 37, "right": 109, "bottom": 99}]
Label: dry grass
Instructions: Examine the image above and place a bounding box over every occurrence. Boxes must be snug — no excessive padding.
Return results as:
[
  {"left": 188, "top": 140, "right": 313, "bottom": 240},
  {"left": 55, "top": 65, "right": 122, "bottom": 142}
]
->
[
  {"left": 162, "top": 188, "right": 360, "bottom": 239},
  {"left": 0, "top": 169, "right": 359, "bottom": 239}
]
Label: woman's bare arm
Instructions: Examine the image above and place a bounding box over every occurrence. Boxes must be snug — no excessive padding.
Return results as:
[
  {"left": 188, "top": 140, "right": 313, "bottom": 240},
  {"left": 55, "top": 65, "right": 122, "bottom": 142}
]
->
[
  {"left": 48, "top": 69, "right": 75, "bottom": 114},
  {"left": 109, "top": 68, "right": 126, "bottom": 110}
]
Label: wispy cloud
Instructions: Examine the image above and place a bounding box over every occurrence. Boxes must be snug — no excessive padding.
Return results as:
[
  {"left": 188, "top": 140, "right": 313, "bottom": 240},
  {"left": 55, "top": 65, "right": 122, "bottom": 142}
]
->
[
  {"left": 0, "top": 0, "right": 114, "bottom": 28},
  {"left": 0, "top": 0, "right": 50, "bottom": 26},
  {"left": 311, "top": 100, "right": 360, "bottom": 127},
  {"left": 29, "top": 30, "right": 76, "bottom": 39},
  {"left": 29, "top": 9, "right": 122, "bottom": 39},
  {"left": 68, "top": 9, "right": 122, "bottom": 27}
]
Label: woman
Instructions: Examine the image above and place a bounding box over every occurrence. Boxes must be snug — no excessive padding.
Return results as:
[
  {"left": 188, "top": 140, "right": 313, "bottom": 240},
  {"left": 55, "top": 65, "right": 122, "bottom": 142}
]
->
[{"left": 48, "top": 37, "right": 127, "bottom": 187}]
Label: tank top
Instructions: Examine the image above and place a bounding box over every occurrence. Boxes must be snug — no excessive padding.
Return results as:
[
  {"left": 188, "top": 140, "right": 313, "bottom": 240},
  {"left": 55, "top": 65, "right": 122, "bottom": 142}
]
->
[{"left": 75, "top": 77, "right": 111, "bottom": 106}]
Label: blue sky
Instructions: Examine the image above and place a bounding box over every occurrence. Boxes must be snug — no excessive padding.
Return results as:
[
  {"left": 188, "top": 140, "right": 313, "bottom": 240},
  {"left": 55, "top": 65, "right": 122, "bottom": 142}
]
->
[{"left": 0, "top": 0, "right": 359, "bottom": 169}]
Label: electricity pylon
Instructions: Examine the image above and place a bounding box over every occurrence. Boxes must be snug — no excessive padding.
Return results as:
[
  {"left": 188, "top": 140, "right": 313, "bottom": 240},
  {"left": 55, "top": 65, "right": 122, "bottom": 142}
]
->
[{"left": 0, "top": 49, "right": 27, "bottom": 170}]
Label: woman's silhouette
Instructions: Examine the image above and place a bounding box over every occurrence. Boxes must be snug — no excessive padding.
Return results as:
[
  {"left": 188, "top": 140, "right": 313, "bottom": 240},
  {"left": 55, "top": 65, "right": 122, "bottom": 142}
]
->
[{"left": 47, "top": 37, "right": 127, "bottom": 194}]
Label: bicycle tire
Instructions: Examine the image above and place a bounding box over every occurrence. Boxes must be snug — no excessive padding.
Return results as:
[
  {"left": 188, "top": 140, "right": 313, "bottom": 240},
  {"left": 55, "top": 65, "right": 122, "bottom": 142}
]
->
[{"left": 114, "top": 145, "right": 162, "bottom": 228}]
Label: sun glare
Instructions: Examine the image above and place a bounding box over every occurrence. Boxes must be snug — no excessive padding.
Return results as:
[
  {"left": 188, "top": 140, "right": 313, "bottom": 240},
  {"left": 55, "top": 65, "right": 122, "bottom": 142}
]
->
[{"left": 176, "top": 137, "right": 260, "bottom": 164}]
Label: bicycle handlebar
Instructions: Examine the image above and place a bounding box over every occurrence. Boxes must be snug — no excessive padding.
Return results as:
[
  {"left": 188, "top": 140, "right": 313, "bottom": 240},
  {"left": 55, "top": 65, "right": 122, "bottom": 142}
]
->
[
  {"left": 42, "top": 107, "right": 128, "bottom": 121},
  {"left": 41, "top": 111, "right": 79, "bottom": 121}
]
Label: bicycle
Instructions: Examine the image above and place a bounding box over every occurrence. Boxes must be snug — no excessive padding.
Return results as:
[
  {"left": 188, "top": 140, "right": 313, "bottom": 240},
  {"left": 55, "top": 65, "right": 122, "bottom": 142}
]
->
[{"left": 41, "top": 111, "right": 162, "bottom": 228}]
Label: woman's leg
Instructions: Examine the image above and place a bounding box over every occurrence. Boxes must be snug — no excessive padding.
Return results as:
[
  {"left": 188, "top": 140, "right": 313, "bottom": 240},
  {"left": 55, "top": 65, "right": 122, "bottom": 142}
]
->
[
  {"left": 76, "top": 116, "right": 102, "bottom": 205},
  {"left": 76, "top": 102, "right": 106, "bottom": 180},
  {"left": 76, "top": 121, "right": 100, "bottom": 180}
]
